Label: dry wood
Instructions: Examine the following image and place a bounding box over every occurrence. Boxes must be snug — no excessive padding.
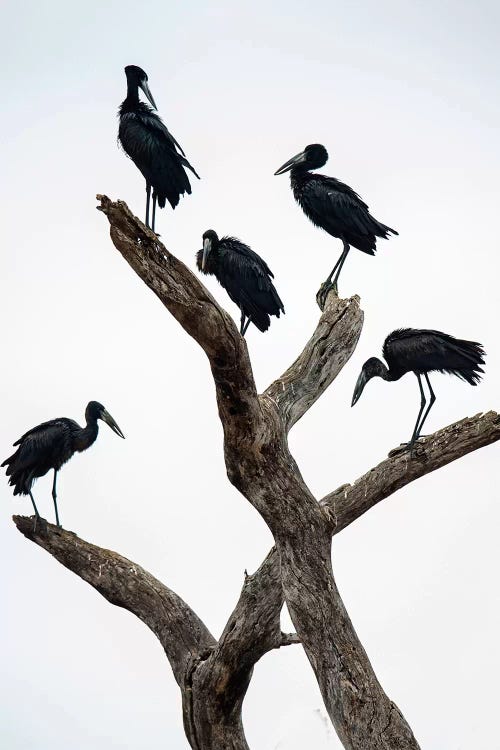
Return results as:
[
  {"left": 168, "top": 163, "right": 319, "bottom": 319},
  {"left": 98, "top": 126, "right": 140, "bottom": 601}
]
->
[
  {"left": 264, "top": 293, "right": 363, "bottom": 432},
  {"left": 224, "top": 409, "right": 500, "bottom": 737},
  {"left": 13, "top": 516, "right": 215, "bottom": 684},
  {"left": 13, "top": 196, "right": 499, "bottom": 750},
  {"left": 321, "top": 410, "right": 500, "bottom": 533}
]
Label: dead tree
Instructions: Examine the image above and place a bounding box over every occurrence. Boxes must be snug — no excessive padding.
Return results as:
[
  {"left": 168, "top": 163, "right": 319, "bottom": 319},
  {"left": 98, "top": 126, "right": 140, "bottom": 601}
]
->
[{"left": 14, "top": 196, "right": 500, "bottom": 750}]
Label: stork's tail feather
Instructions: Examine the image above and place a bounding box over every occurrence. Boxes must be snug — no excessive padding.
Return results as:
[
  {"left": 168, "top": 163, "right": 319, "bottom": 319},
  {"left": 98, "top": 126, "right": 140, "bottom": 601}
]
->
[
  {"left": 378, "top": 222, "right": 398, "bottom": 238},
  {"left": 448, "top": 338, "right": 486, "bottom": 385},
  {"left": 2, "top": 449, "right": 32, "bottom": 495},
  {"left": 2, "top": 450, "right": 17, "bottom": 472},
  {"left": 180, "top": 155, "right": 200, "bottom": 180},
  {"left": 2, "top": 468, "right": 31, "bottom": 495},
  {"left": 249, "top": 310, "right": 271, "bottom": 333}
]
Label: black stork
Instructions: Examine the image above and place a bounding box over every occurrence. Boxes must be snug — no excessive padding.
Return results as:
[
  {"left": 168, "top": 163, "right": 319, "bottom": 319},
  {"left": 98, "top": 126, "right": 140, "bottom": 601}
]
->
[
  {"left": 196, "top": 230, "right": 285, "bottom": 335},
  {"left": 2, "top": 401, "right": 125, "bottom": 527},
  {"left": 118, "top": 65, "right": 199, "bottom": 233},
  {"left": 351, "top": 328, "right": 485, "bottom": 450},
  {"left": 274, "top": 144, "right": 398, "bottom": 308}
]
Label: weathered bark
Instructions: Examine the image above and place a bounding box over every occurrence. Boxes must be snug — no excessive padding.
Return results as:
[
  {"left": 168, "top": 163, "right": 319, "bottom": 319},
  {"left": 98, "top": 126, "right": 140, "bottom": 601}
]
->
[
  {"left": 221, "top": 410, "right": 500, "bottom": 744},
  {"left": 264, "top": 293, "right": 363, "bottom": 432},
  {"left": 222, "top": 407, "right": 420, "bottom": 749},
  {"left": 13, "top": 516, "right": 215, "bottom": 681},
  {"left": 96, "top": 195, "right": 262, "bottom": 442},
  {"left": 13, "top": 516, "right": 250, "bottom": 750},
  {"left": 321, "top": 410, "right": 500, "bottom": 533},
  {"left": 13, "top": 196, "right": 498, "bottom": 749}
]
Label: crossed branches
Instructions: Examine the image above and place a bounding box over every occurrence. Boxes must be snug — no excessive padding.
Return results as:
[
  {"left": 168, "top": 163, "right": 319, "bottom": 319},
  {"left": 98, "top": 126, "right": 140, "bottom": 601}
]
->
[{"left": 13, "top": 196, "right": 500, "bottom": 750}]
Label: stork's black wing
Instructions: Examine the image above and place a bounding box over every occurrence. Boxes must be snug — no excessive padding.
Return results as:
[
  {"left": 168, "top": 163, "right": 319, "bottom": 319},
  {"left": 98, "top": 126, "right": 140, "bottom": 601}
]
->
[
  {"left": 2, "top": 419, "right": 76, "bottom": 494},
  {"left": 218, "top": 238, "right": 285, "bottom": 332},
  {"left": 11, "top": 418, "right": 78, "bottom": 447},
  {"left": 300, "top": 175, "right": 397, "bottom": 254},
  {"left": 383, "top": 328, "right": 485, "bottom": 384},
  {"left": 119, "top": 103, "right": 199, "bottom": 209}
]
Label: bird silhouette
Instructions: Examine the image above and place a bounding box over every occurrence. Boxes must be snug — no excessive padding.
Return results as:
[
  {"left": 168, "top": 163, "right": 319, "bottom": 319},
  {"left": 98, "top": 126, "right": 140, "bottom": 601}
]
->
[
  {"left": 352, "top": 328, "right": 485, "bottom": 451},
  {"left": 275, "top": 144, "right": 397, "bottom": 307},
  {"left": 118, "top": 65, "right": 199, "bottom": 232},
  {"left": 2, "top": 401, "right": 125, "bottom": 527},
  {"left": 196, "top": 230, "right": 284, "bottom": 335}
]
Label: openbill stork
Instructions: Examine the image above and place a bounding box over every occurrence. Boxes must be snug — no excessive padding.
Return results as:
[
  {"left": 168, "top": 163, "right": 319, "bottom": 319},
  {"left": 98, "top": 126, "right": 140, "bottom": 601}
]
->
[
  {"left": 2, "top": 401, "right": 125, "bottom": 527},
  {"left": 196, "top": 230, "right": 284, "bottom": 336},
  {"left": 351, "top": 328, "right": 485, "bottom": 451},
  {"left": 274, "top": 144, "right": 397, "bottom": 307},
  {"left": 118, "top": 65, "right": 199, "bottom": 232}
]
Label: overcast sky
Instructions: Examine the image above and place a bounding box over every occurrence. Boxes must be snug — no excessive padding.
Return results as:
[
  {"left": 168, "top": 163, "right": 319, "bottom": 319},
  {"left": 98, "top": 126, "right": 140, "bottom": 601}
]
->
[{"left": 1, "top": 1, "right": 499, "bottom": 748}]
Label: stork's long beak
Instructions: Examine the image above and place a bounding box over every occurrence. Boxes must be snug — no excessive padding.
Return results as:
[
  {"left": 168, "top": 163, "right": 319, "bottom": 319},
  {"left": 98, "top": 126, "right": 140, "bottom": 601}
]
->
[
  {"left": 101, "top": 410, "right": 125, "bottom": 439},
  {"left": 139, "top": 79, "right": 157, "bottom": 110},
  {"left": 351, "top": 370, "right": 368, "bottom": 407},
  {"left": 274, "top": 150, "right": 307, "bottom": 176},
  {"left": 201, "top": 237, "right": 211, "bottom": 271}
]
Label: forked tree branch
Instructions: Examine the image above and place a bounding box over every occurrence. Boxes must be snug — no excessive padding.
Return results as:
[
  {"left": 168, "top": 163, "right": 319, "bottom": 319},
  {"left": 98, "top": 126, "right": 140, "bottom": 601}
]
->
[
  {"left": 14, "top": 198, "right": 497, "bottom": 750},
  {"left": 90, "top": 199, "right": 474, "bottom": 749},
  {"left": 226, "top": 410, "right": 500, "bottom": 673}
]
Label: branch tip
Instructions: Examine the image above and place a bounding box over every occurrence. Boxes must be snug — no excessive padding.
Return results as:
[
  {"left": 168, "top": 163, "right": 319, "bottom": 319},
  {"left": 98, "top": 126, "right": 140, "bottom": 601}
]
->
[{"left": 278, "top": 632, "right": 301, "bottom": 647}]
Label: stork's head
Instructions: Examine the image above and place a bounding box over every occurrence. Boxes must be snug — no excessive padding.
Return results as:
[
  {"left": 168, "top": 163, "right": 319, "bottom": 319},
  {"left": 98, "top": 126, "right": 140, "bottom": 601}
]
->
[
  {"left": 351, "top": 358, "right": 387, "bottom": 406},
  {"left": 274, "top": 144, "right": 328, "bottom": 175},
  {"left": 124, "top": 65, "right": 157, "bottom": 109},
  {"left": 197, "top": 230, "right": 219, "bottom": 274},
  {"left": 86, "top": 401, "right": 125, "bottom": 438}
]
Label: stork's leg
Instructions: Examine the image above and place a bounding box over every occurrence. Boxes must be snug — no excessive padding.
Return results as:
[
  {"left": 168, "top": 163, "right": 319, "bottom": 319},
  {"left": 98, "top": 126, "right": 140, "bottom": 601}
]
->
[
  {"left": 145, "top": 183, "right": 151, "bottom": 228},
  {"left": 52, "top": 470, "right": 61, "bottom": 528},
  {"left": 240, "top": 308, "right": 246, "bottom": 335},
  {"left": 242, "top": 318, "right": 251, "bottom": 336},
  {"left": 407, "top": 374, "right": 426, "bottom": 453},
  {"left": 152, "top": 193, "right": 157, "bottom": 234},
  {"left": 316, "top": 240, "right": 350, "bottom": 311},
  {"left": 28, "top": 491, "right": 40, "bottom": 532},
  {"left": 415, "top": 373, "right": 436, "bottom": 439},
  {"left": 331, "top": 245, "right": 350, "bottom": 289}
]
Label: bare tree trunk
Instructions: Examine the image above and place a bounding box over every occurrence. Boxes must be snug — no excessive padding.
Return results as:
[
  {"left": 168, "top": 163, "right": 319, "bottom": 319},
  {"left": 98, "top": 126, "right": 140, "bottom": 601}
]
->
[{"left": 12, "top": 197, "right": 500, "bottom": 749}]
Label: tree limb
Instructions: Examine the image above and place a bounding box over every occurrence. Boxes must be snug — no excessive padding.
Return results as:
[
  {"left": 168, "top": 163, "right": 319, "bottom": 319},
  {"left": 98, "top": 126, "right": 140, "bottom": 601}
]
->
[
  {"left": 220, "top": 411, "right": 500, "bottom": 717},
  {"left": 216, "top": 549, "right": 284, "bottom": 675},
  {"left": 278, "top": 632, "right": 301, "bottom": 647},
  {"left": 264, "top": 293, "right": 363, "bottom": 433},
  {"left": 96, "top": 195, "right": 262, "bottom": 439},
  {"left": 13, "top": 516, "right": 215, "bottom": 687},
  {"left": 321, "top": 410, "right": 500, "bottom": 533}
]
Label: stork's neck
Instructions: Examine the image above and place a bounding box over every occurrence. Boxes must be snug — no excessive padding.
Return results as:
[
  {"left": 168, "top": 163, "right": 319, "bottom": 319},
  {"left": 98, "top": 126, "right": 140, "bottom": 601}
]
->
[
  {"left": 290, "top": 168, "right": 314, "bottom": 205},
  {"left": 373, "top": 359, "right": 401, "bottom": 382},
  {"left": 384, "top": 365, "right": 403, "bottom": 382},
  {"left": 123, "top": 81, "right": 140, "bottom": 109},
  {"left": 290, "top": 167, "right": 312, "bottom": 187},
  {"left": 74, "top": 418, "right": 99, "bottom": 453}
]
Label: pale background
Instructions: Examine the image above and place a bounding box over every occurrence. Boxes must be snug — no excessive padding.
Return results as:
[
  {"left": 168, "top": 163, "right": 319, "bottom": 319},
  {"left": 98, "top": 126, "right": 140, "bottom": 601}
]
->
[{"left": 1, "top": 1, "right": 499, "bottom": 748}]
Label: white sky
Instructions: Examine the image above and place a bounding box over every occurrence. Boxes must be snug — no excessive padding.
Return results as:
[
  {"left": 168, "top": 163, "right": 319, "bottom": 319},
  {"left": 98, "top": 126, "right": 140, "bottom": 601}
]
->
[{"left": 1, "top": 1, "right": 499, "bottom": 748}]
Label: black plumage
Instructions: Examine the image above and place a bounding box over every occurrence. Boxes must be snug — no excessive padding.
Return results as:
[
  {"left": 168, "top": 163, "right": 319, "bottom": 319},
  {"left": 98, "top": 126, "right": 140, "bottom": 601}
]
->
[
  {"left": 274, "top": 144, "right": 397, "bottom": 306},
  {"left": 196, "top": 230, "right": 284, "bottom": 335},
  {"left": 351, "top": 328, "right": 485, "bottom": 450},
  {"left": 2, "top": 401, "right": 125, "bottom": 527},
  {"left": 118, "top": 65, "right": 199, "bottom": 232}
]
